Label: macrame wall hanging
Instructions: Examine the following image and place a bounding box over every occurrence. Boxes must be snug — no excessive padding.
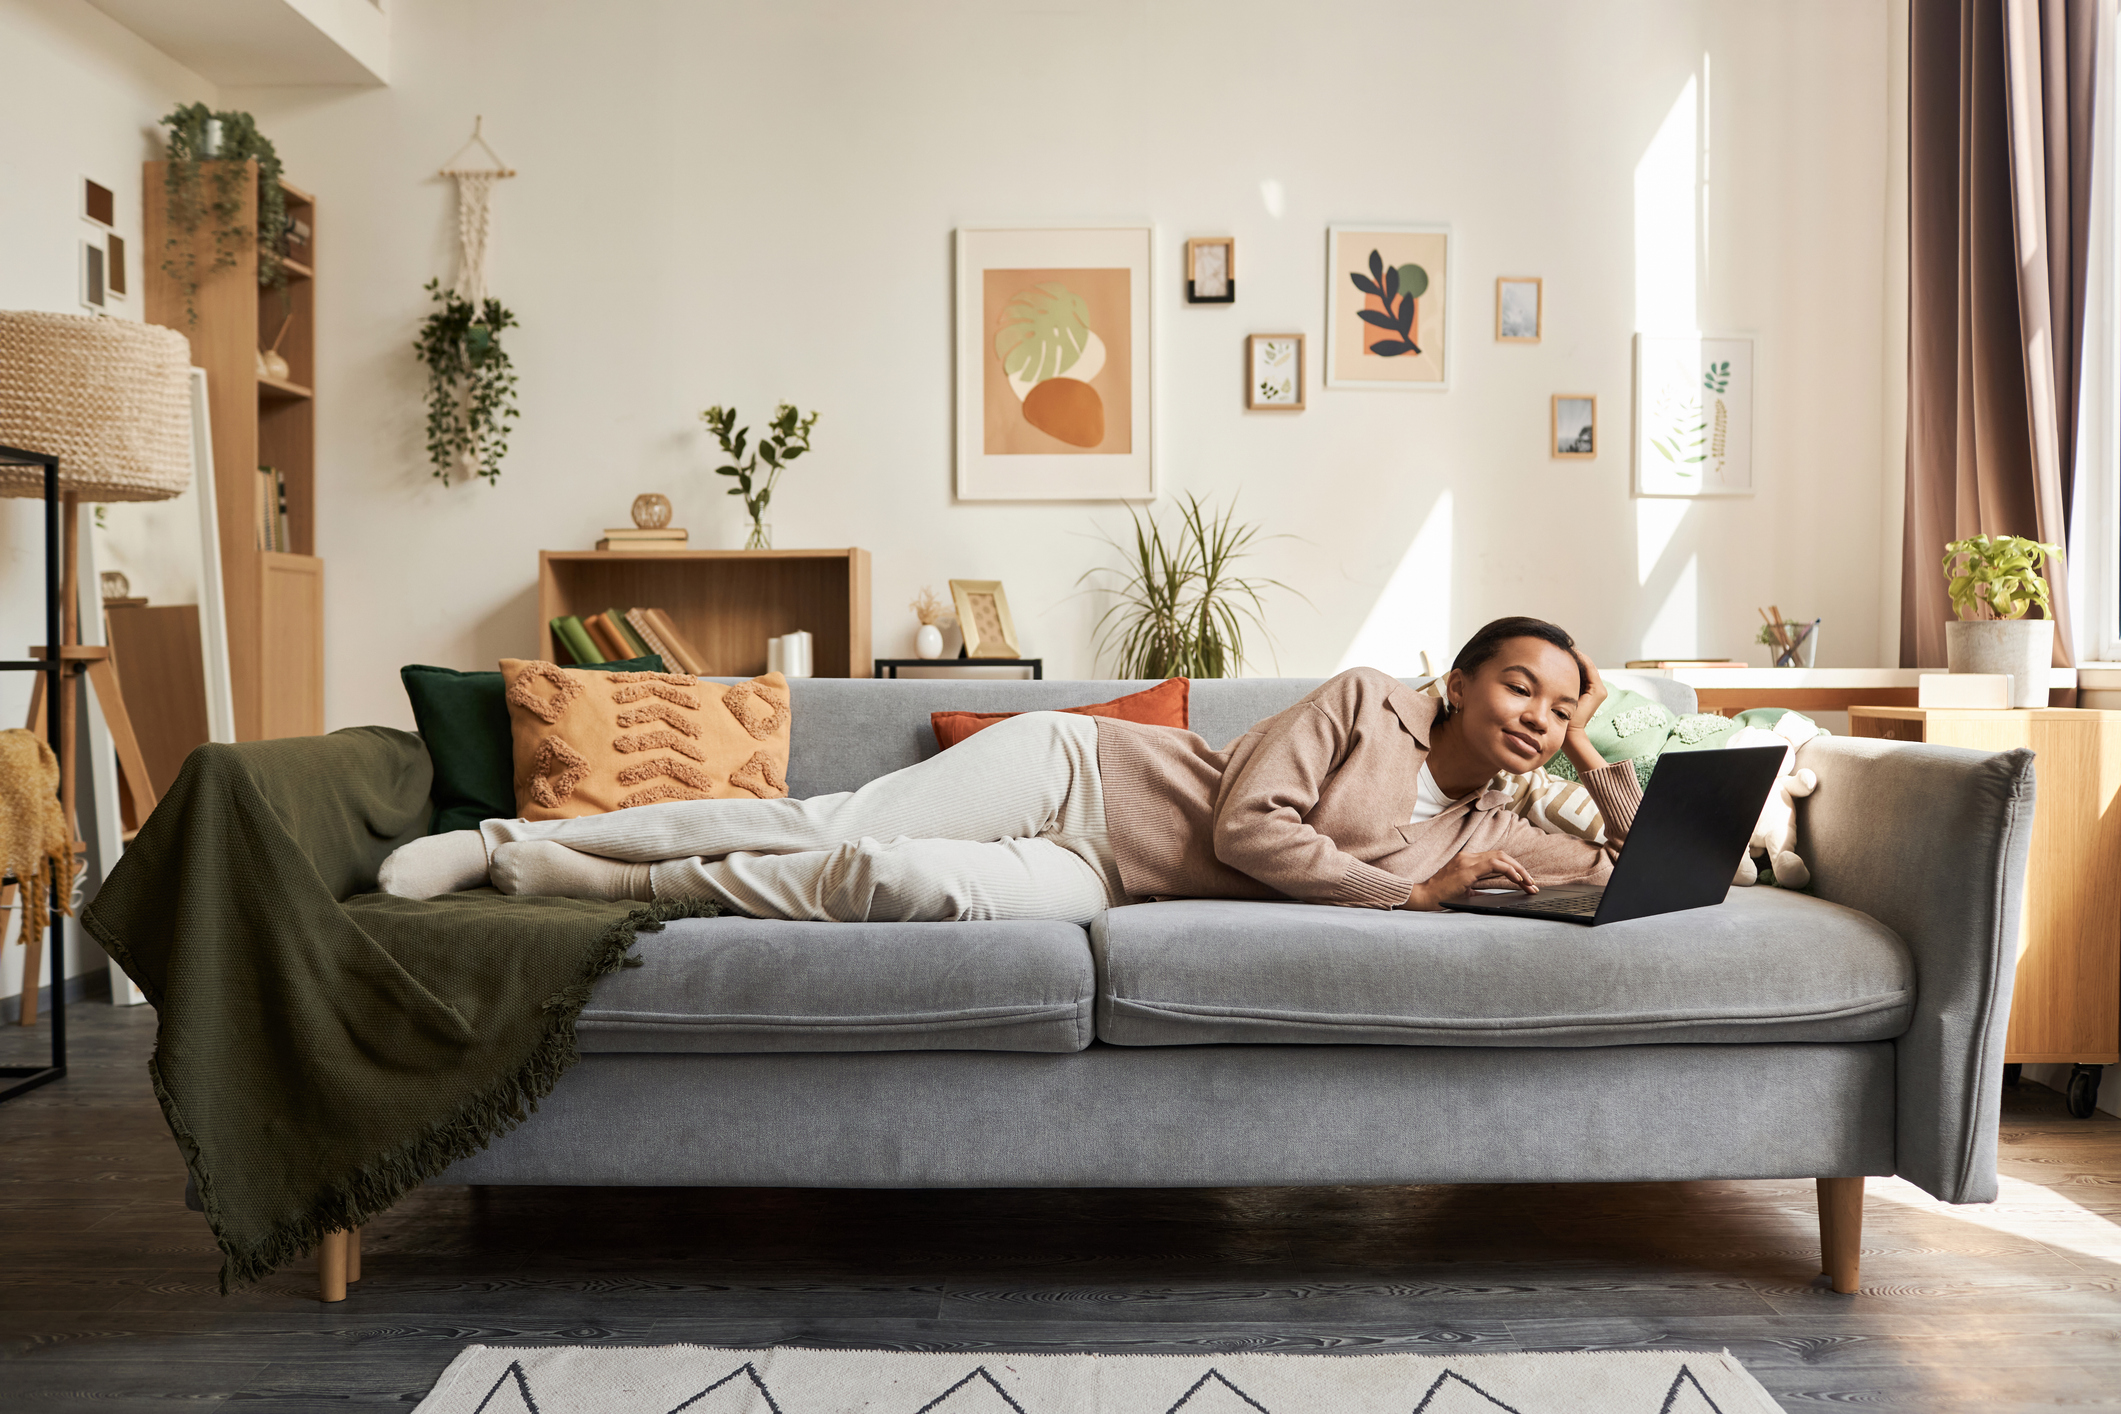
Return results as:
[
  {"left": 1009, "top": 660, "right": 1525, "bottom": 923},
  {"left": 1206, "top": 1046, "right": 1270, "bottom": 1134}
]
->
[{"left": 415, "top": 118, "right": 522, "bottom": 486}]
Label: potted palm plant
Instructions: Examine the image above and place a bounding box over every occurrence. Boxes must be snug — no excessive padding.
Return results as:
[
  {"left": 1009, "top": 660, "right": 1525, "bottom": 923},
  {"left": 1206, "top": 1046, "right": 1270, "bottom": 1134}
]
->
[
  {"left": 1079, "top": 493, "right": 1300, "bottom": 677},
  {"left": 1942, "top": 534, "right": 2059, "bottom": 708}
]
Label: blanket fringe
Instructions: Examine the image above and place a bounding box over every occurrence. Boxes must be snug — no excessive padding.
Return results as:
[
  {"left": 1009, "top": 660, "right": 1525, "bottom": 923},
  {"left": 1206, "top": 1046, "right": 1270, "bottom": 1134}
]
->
[{"left": 135, "top": 897, "right": 727, "bottom": 1293}]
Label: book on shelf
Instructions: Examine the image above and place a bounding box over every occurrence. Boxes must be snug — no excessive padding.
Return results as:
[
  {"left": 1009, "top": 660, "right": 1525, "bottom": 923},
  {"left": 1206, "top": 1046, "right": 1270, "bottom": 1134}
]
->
[
  {"left": 255, "top": 465, "right": 290, "bottom": 552},
  {"left": 549, "top": 616, "right": 603, "bottom": 665},
  {"left": 596, "top": 526, "right": 689, "bottom": 552},
  {"left": 602, "top": 606, "right": 653, "bottom": 658},
  {"left": 548, "top": 607, "right": 708, "bottom": 675}
]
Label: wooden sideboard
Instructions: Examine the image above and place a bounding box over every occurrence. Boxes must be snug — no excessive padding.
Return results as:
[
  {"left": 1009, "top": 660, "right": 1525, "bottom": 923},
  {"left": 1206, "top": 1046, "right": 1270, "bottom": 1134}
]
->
[{"left": 1848, "top": 708, "right": 2120, "bottom": 1112}]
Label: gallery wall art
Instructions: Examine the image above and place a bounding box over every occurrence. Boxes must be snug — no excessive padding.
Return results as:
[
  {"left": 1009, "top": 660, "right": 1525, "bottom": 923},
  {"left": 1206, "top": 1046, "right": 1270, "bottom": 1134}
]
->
[
  {"left": 955, "top": 225, "right": 1154, "bottom": 501},
  {"left": 1325, "top": 224, "right": 1451, "bottom": 390},
  {"left": 1632, "top": 334, "right": 1754, "bottom": 496},
  {"left": 1552, "top": 394, "right": 1596, "bottom": 459},
  {"left": 1497, "top": 277, "right": 1541, "bottom": 342},
  {"left": 1247, "top": 334, "right": 1304, "bottom": 410}
]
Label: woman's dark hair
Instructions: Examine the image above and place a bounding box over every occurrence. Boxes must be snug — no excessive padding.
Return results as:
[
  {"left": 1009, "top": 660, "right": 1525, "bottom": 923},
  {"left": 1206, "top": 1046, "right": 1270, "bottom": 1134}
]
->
[{"left": 1445, "top": 617, "right": 1583, "bottom": 706}]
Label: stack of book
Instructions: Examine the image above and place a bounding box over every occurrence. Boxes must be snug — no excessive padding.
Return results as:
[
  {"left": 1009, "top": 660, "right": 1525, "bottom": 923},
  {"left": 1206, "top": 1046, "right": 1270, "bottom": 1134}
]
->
[
  {"left": 550, "top": 606, "right": 708, "bottom": 675},
  {"left": 255, "top": 465, "right": 291, "bottom": 552},
  {"left": 596, "top": 526, "right": 689, "bottom": 552}
]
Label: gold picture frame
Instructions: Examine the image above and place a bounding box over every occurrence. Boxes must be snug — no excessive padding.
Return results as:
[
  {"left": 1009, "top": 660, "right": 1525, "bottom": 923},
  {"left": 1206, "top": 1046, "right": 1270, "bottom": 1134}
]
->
[
  {"left": 1552, "top": 394, "right": 1597, "bottom": 460},
  {"left": 1246, "top": 333, "right": 1305, "bottom": 410},
  {"left": 1496, "top": 276, "right": 1542, "bottom": 343},
  {"left": 949, "top": 579, "right": 1022, "bottom": 658},
  {"left": 1185, "top": 236, "right": 1235, "bottom": 304}
]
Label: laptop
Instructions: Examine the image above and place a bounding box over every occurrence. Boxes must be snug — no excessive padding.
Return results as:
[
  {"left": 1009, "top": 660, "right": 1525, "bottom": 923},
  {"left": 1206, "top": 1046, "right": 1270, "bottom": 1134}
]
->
[{"left": 1438, "top": 745, "right": 1785, "bottom": 926}]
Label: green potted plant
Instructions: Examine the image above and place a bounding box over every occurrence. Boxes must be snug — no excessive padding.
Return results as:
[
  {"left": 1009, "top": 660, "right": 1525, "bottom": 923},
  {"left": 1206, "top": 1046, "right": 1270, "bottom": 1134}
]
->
[
  {"left": 1942, "top": 534, "right": 2060, "bottom": 708},
  {"left": 157, "top": 104, "right": 289, "bottom": 324},
  {"left": 702, "top": 403, "right": 818, "bottom": 550},
  {"left": 1079, "top": 493, "right": 1300, "bottom": 678}
]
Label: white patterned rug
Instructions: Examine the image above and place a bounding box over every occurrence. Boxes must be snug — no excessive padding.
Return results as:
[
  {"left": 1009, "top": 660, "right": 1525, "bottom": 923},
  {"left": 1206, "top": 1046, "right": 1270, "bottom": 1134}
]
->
[{"left": 414, "top": 1344, "right": 1782, "bottom": 1414}]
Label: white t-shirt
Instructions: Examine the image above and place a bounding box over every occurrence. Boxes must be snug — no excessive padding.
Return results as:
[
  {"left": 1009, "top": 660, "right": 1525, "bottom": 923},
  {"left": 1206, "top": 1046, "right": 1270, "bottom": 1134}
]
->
[{"left": 1408, "top": 763, "right": 1455, "bottom": 825}]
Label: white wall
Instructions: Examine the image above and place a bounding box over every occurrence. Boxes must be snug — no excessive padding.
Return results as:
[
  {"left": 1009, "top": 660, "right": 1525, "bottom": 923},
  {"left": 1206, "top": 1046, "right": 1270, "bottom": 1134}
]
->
[
  {"left": 0, "top": 0, "right": 215, "bottom": 1006},
  {"left": 217, "top": 0, "right": 1892, "bottom": 733}
]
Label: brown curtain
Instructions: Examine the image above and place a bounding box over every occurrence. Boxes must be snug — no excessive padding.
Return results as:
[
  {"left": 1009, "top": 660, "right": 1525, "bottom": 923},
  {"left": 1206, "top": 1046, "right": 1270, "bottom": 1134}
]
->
[{"left": 1903, "top": 0, "right": 2101, "bottom": 669}]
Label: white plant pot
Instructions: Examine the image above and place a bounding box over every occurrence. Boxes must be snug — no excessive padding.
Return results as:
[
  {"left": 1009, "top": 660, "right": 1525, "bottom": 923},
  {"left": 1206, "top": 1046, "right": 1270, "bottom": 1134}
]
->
[
  {"left": 1945, "top": 618, "right": 2053, "bottom": 708},
  {"left": 915, "top": 624, "right": 944, "bottom": 660}
]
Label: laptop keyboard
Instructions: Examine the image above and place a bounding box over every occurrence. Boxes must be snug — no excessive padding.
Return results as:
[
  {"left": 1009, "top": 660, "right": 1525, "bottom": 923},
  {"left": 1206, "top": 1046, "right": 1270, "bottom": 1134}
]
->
[{"left": 1511, "top": 893, "right": 1602, "bottom": 916}]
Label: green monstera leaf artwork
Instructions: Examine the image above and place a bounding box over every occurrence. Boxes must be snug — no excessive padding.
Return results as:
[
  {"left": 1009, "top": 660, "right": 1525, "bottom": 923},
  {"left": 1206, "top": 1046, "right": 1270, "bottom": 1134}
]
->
[
  {"left": 996, "top": 283, "right": 1094, "bottom": 384},
  {"left": 994, "top": 280, "right": 1107, "bottom": 449}
]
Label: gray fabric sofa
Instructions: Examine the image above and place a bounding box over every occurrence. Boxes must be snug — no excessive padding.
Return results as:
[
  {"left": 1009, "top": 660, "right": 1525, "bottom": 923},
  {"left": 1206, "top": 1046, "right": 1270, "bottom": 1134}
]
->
[{"left": 436, "top": 674, "right": 2036, "bottom": 1291}]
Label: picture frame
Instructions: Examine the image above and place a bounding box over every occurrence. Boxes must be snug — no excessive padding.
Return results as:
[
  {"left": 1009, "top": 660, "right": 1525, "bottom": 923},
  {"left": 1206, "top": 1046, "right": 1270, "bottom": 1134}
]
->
[
  {"left": 1497, "top": 277, "right": 1542, "bottom": 342},
  {"left": 1632, "top": 333, "right": 1755, "bottom": 497},
  {"left": 1551, "top": 394, "right": 1596, "bottom": 459},
  {"left": 79, "top": 240, "right": 106, "bottom": 312},
  {"left": 1246, "top": 334, "right": 1305, "bottom": 410},
  {"left": 949, "top": 579, "right": 1022, "bottom": 658},
  {"left": 955, "top": 224, "right": 1156, "bottom": 501},
  {"left": 1325, "top": 223, "right": 1452, "bottom": 391},
  {"left": 1185, "top": 237, "right": 1235, "bottom": 304}
]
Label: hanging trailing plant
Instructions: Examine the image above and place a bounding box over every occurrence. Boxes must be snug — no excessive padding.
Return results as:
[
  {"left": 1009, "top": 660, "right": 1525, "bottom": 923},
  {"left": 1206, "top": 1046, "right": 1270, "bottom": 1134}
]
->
[
  {"left": 158, "top": 103, "right": 289, "bottom": 324},
  {"left": 414, "top": 279, "right": 520, "bottom": 486}
]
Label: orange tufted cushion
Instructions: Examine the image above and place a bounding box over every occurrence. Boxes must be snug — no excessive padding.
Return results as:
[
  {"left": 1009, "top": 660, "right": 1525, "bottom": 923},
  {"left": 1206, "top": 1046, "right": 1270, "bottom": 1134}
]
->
[
  {"left": 500, "top": 660, "right": 793, "bottom": 821},
  {"left": 929, "top": 677, "right": 1190, "bottom": 751}
]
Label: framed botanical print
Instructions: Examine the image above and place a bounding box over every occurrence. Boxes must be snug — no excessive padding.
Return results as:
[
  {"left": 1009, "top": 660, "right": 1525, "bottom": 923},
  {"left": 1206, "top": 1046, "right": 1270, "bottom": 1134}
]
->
[
  {"left": 1325, "top": 224, "right": 1451, "bottom": 391},
  {"left": 954, "top": 224, "right": 1155, "bottom": 501},
  {"left": 949, "top": 579, "right": 1021, "bottom": 658},
  {"left": 1246, "top": 334, "right": 1305, "bottom": 410},
  {"left": 1632, "top": 334, "right": 1754, "bottom": 497}
]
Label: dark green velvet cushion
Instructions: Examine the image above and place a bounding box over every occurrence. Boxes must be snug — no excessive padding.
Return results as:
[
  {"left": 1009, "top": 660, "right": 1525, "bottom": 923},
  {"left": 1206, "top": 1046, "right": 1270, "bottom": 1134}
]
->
[{"left": 401, "top": 656, "right": 665, "bottom": 833}]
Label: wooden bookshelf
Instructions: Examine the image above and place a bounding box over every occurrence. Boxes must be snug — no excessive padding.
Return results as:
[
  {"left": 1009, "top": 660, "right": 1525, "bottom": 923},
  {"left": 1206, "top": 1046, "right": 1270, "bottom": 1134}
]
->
[
  {"left": 537, "top": 549, "right": 871, "bottom": 678},
  {"left": 144, "top": 161, "right": 323, "bottom": 740}
]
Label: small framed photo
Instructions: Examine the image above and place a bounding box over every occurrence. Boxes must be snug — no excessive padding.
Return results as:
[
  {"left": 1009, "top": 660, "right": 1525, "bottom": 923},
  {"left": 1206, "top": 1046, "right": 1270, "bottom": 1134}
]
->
[
  {"left": 1552, "top": 395, "right": 1596, "bottom": 459},
  {"left": 79, "top": 240, "right": 106, "bottom": 312},
  {"left": 1497, "top": 277, "right": 1542, "bottom": 342},
  {"left": 81, "top": 176, "right": 114, "bottom": 229},
  {"left": 1185, "top": 237, "right": 1234, "bottom": 304},
  {"left": 1246, "top": 334, "right": 1305, "bottom": 410},
  {"left": 949, "top": 579, "right": 1022, "bottom": 658}
]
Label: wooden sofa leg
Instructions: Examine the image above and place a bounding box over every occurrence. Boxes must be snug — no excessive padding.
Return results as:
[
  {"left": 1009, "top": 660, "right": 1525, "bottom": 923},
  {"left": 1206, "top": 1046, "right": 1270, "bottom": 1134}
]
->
[
  {"left": 1817, "top": 1176, "right": 1864, "bottom": 1294},
  {"left": 318, "top": 1229, "right": 349, "bottom": 1303},
  {"left": 348, "top": 1225, "right": 362, "bottom": 1283}
]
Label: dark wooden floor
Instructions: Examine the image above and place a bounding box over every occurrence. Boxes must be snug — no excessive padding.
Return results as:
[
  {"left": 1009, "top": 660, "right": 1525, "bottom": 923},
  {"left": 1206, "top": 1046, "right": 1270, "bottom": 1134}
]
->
[{"left": 2, "top": 1004, "right": 2118, "bottom": 1412}]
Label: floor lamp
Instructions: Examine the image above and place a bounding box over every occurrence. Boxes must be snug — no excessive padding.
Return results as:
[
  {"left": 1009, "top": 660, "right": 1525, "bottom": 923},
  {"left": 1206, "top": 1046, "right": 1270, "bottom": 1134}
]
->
[{"left": 0, "top": 311, "right": 194, "bottom": 1037}]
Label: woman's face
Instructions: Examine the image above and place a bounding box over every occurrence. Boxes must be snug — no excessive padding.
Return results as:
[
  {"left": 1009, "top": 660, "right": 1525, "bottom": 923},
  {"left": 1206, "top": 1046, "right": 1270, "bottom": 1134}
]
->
[{"left": 1442, "top": 637, "right": 1585, "bottom": 774}]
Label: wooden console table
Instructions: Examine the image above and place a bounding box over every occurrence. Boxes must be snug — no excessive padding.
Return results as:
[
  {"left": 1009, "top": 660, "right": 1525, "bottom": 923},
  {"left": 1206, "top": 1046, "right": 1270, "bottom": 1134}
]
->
[
  {"left": 1850, "top": 707, "right": 2120, "bottom": 1117},
  {"left": 1631, "top": 666, "right": 2080, "bottom": 715}
]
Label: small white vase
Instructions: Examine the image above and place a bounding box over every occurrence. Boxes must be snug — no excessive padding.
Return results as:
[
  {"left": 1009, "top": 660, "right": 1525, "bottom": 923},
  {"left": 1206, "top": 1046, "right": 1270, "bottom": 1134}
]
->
[
  {"left": 915, "top": 624, "right": 944, "bottom": 660},
  {"left": 1945, "top": 618, "right": 2054, "bottom": 708}
]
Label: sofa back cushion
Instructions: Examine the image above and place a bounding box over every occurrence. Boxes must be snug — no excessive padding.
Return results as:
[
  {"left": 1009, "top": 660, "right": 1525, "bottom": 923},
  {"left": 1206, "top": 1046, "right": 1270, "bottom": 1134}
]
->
[{"left": 739, "top": 671, "right": 1694, "bottom": 798}]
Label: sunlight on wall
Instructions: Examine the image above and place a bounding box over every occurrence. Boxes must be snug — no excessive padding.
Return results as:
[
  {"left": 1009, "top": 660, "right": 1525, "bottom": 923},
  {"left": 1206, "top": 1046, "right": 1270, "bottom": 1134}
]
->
[
  {"left": 1635, "top": 74, "right": 1699, "bottom": 332},
  {"left": 1640, "top": 553, "right": 1700, "bottom": 659},
  {"left": 1259, "top": 178, "right": 1286, "bottom": 219},
  {"left": 1636, "top": 498, "right": 1690, "bottom": 585},
  {"left": 1338, "top": 489, "right": 1452, "bottom": 675}
]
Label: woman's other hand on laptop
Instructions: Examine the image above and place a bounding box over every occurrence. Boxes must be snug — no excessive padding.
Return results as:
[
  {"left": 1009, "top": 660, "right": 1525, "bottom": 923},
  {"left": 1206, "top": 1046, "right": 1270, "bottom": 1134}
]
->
[{"left": 1404, "top": 850, "right": 1536, "bottom": 911}]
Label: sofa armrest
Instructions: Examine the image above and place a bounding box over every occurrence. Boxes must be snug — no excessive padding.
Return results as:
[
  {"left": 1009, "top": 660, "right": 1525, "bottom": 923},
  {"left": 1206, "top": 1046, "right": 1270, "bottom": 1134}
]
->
[{"left": 1796, "top": 735, "right": 2035, "bottom": 1204}]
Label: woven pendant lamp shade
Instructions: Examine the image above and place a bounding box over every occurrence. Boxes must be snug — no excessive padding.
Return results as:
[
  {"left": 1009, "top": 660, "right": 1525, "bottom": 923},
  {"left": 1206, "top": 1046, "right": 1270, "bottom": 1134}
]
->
[{"left": 0, "top": 311, "right": 192, "bottom": 502}]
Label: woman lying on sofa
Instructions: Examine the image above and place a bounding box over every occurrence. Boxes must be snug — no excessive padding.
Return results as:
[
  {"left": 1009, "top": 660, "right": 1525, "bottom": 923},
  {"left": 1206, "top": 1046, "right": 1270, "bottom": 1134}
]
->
[{"left": 379, "top": 615, "right": 1642, "bottom": 923}]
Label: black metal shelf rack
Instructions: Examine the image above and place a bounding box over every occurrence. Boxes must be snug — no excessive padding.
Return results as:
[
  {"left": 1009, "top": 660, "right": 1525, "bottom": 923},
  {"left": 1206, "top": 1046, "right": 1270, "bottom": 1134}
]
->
[{"left": 0, "top": 444, "right": 67, "bottom": 1103}]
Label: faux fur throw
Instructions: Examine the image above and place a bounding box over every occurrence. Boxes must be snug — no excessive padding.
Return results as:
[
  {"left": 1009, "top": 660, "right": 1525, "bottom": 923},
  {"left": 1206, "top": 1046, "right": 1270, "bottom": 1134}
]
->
[{"left": 0, "top": 727, "right": 73, "bottom": 946}]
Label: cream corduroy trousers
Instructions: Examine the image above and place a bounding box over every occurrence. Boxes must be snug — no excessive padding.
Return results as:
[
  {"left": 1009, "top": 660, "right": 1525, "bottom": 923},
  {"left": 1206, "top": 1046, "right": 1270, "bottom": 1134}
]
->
[{"left": 480, "top": 712, "right": 1124, "bottom": 923}]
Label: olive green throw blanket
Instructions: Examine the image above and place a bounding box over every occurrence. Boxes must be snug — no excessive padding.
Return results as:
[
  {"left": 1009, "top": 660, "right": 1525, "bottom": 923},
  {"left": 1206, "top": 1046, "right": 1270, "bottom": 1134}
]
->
[{"left": 82, "top": 727, "right": 716, "bottom": 1291}]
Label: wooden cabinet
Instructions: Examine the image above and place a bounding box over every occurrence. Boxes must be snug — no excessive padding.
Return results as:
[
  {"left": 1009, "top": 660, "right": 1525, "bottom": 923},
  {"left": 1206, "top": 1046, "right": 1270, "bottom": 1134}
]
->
[
  {"left": 144, "top": 160, "right": 323, "bottom": 740},
  {"left": 1849, "top": 707, "right": 2121, "bottom": 1067},
  {"left": 537, "top": 549, "right": 871, "bottom": 678}
]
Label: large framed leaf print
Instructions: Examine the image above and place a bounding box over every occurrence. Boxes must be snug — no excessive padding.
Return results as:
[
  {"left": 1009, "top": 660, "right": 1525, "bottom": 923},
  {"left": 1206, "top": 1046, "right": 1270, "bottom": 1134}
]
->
[
  {"left": 1325, "top": 224, "right": 1451, "bottom": 391},
  {"left": 955, "top": 225, "right": 1155, "bottom": 500},
  {"left": 1631, "top": 334, "right": 1754, "bottom": 497}
]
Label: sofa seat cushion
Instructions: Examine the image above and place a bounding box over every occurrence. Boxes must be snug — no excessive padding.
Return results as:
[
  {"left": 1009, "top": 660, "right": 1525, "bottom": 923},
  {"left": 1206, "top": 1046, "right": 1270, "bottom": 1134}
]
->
[
  {"left": 579, "top": 917, "right": 1094, "bottom": 1053},
  {"left": 1091, "top": 887, "right": 1913, "bottom": 1048}
]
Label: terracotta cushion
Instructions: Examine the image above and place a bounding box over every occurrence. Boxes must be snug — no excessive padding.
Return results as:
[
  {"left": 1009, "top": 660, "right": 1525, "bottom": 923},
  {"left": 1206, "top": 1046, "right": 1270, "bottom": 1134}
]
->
[
  {"left": 930, "top": 678, "right": 1189, "bottom": 751},
  {"left": 501, "top": 660, "right": 793, "bottom": 821}
]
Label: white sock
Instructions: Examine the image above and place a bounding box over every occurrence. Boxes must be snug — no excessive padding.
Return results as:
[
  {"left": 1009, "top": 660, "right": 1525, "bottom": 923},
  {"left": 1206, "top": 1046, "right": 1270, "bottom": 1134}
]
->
[
  {"left": 491, "top": 840, "right": 653, "bottom": 902},
  {"left": 377, "top": 830, "right": 490, "bottom": 899}
]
